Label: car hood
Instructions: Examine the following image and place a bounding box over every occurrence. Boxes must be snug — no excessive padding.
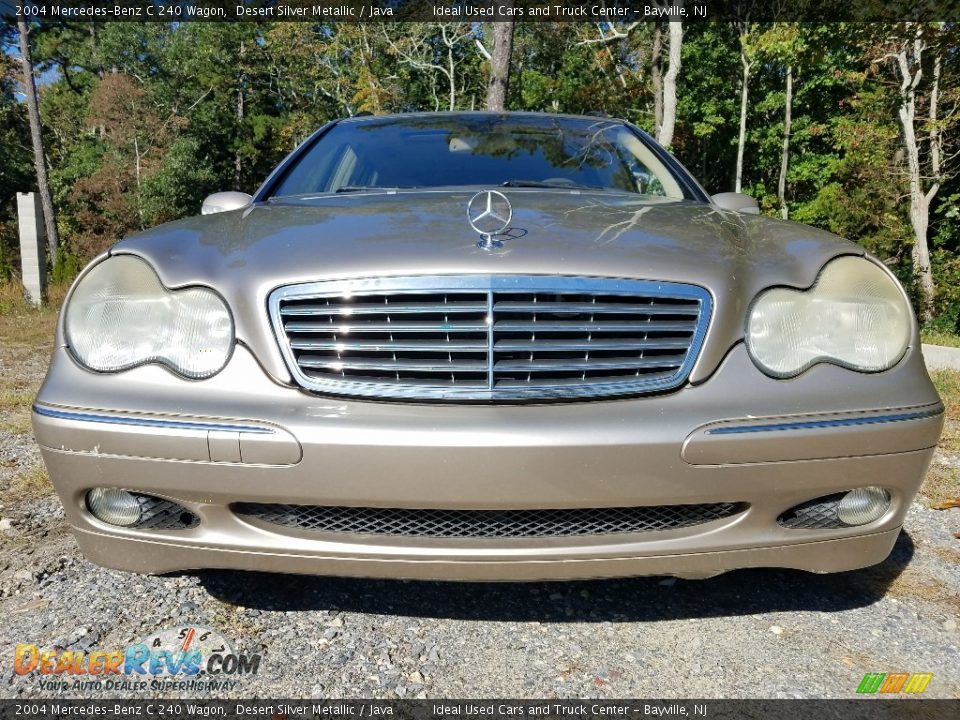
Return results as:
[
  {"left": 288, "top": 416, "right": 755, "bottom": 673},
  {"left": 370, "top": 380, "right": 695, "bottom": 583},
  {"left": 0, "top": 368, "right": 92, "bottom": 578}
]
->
[{"left": 112, "top": 189, "right": 864, "bottom": 385}]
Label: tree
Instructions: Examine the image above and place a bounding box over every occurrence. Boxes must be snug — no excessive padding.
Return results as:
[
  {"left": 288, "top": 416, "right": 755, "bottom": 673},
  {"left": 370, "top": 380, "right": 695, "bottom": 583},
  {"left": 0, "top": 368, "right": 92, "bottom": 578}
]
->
[
  {"left": 577, "top": 18, "right": 682, "bottom": 144},
  {"left": 8, "top": 17, "right": 958, "bottom": 333},
  {"left": 675, "top": 23, "right": 739, "bottom": 190},
  {"left": 733, "top": 20, "right": 758, "bottom": 193},
  {"left": 877, "top": 22, "right": 958, "bottom": 320},
  {"left": 485, "top": 5, "right": 515, "bottom": 111},
  {"left": 658, "top": 20, "right": 682, "bottom": 148},
  {"left": 168, "top": 23, "right": 275, "bottom": 191},
  {"left": 756, "top": 24, "right": 809, "bottom": 219},
  {"left": 66, "top": 73, "right": 174, "bottom": 257},
  {"left": 0, "top": 31, "right": 32, "bottom": 279},
  {"left": 384, "top": 23, "right": 476, "bottom": 112},
  {"left": 16, "top": 11, "right": 60, "bottom": 263}
]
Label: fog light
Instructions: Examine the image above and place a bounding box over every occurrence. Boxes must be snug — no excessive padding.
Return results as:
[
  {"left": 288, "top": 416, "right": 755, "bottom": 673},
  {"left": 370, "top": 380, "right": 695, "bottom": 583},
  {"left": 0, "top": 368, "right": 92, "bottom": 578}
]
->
[
  {"left": 837, "top": 487, "right": 890, "bottom": 526},
  {"left": 86, "top": 488, "right": 142, "bottom": 527}
]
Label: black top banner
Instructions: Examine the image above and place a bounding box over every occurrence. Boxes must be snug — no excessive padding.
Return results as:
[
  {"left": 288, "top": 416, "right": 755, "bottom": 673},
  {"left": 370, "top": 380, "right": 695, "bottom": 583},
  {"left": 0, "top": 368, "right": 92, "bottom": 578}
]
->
[{"left": 2, "top": 0, "right": 959, "bottom": 24}]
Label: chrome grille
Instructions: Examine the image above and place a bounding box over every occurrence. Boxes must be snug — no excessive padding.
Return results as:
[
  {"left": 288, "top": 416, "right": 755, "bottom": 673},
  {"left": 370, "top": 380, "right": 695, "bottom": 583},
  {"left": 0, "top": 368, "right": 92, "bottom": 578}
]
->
[
  {"left": 233, "top": 502, "right": 746, "bottom": 539},
  {"left": 269, "top": 276, "right": 711, "bottom": 401}
]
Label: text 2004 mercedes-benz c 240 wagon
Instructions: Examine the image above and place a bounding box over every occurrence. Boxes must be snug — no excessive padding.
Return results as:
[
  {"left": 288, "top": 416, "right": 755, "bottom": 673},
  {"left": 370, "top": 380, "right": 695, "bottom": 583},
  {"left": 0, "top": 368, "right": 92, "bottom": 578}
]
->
[{"left": 33, "top": 112, "right": 943, "bottom": 580}]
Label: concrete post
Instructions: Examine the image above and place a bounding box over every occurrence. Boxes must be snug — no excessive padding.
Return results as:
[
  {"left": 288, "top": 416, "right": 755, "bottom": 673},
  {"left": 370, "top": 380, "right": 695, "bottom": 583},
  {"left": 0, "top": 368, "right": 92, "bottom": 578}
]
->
[{"left": 17, "top": 192, "right": 47, "bottom": 306}]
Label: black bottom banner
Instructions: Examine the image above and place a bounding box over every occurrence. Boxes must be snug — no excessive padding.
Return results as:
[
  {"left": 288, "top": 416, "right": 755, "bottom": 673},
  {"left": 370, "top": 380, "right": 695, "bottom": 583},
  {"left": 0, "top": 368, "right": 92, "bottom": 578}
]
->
[{"left": 0, "top": 700, "right": 956, "bottom": 720}]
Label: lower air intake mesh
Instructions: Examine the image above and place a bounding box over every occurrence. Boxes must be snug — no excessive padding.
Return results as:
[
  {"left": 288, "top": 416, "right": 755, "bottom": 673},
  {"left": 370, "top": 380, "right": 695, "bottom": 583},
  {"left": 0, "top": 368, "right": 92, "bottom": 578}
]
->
[
  {"left": 232, "top": 502, "right": 746, "bottom": 539},
  {"left": 777, "top": 493, "right": 846, "bottom": 529},
  {"left": 132, "top": 493, "right": 199, "bottom": 531}
]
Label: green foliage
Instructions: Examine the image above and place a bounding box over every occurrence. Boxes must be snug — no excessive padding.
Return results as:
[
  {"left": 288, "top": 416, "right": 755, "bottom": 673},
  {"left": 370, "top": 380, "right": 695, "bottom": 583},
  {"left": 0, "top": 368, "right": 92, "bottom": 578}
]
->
[
  {"left": 933, "top": 192, "right": 960, "bottom": 253},
  {"left": 0, "top": 31, "right": 33, "bottom": 281},
  {"left": 140, "top": 138, "right": 220, "bottom": 224},
  {"left": 929, "top": 247, "right": 960, "bottom": 333},
  {"left": 50, "top": 248, "right": 82, "bottom": 286},
  {"left": 674, "top": 23, "right": 740, "bottom": 191}
]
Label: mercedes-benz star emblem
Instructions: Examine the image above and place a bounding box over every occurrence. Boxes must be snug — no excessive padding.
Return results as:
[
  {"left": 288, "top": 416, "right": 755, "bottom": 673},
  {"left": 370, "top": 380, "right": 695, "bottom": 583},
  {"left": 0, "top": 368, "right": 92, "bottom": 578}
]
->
[{"left": 467, "top": 190, "right": 512, "bottom": 250}]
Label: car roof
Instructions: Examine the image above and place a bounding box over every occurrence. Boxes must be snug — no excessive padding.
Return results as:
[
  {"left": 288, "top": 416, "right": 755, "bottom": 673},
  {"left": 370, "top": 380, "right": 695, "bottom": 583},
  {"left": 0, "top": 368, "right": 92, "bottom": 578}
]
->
[{"left": 336, "top": 111, "right": 628, "bottom": 126}]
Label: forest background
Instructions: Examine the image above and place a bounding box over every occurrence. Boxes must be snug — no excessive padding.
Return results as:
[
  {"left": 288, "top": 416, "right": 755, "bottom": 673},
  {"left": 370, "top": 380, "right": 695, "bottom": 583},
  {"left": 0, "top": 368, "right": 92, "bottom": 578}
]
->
[{"left": 1, "top": 18, "right": 957, "bottom": 329}]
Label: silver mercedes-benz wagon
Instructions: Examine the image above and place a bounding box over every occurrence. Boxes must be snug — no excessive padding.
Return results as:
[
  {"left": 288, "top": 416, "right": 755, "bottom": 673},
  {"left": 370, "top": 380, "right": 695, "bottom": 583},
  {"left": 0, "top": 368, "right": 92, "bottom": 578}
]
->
[{"left": 33, "top": 112, "right": 943, "bottom": 580}]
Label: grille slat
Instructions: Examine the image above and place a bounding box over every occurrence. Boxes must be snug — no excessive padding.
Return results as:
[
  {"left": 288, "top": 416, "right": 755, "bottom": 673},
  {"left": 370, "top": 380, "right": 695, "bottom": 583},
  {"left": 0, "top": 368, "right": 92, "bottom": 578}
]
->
[
  {"left": 270, "top": 276, "right": 711, "bottom": 401},
  {"left": 285, "top": 321, "right": 490, "bottom": 333},
  {"left": 291, "top": 339, "right": 487, "bottom": 351},
  {"left": 282, "top": 301, "right": 488, "bottom": 316},
  {"left": 495, "top": 357, "right": 684, "bottom": 372},
  {"left": 494, "top": 372, "right": 679, "bottom": 388},
  {"left": 299, "top": 357, "right": 489, "bottom": 372},
  {"left": 495, "top": 338, "right": 691, "bottom": 352},
  {"left": 233, "top": 502, "right": 746, "bottom": 538},
  {"left": 494, "top": 301, "right": 700, "bottom": 315},
  {"left": 494, "top": 320, "right": 700, "bottom": 333},
  {"left": 332, "top": 376, "right": 487, "bottom": 387}
]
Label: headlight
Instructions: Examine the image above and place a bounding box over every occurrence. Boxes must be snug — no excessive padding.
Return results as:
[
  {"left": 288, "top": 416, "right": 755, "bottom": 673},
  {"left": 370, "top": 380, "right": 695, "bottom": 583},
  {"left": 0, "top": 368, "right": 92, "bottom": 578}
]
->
[
  {"left": 746, "top": 256, "right": 911, "bottom": 378},
  {"left": 65, "top": 255, "right": 233, "bottom": 378}
]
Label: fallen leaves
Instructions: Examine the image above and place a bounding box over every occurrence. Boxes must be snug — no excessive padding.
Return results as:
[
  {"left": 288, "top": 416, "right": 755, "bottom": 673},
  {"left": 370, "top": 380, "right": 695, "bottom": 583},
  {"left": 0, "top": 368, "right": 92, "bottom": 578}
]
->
[{"left": 931, "top": 498, "right": 960, "bottom": 510}]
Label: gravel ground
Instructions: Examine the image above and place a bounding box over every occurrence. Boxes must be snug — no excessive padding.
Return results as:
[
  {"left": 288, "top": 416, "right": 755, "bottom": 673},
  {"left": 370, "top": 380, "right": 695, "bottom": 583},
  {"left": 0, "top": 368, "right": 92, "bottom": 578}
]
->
[{"left": 0, "top": 326, "right": 957, "bottom": 699}]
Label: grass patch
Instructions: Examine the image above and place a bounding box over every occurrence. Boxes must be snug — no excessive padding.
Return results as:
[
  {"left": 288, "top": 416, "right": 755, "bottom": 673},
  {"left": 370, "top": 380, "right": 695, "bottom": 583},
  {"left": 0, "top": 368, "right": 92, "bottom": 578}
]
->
[
  {"left": 0, "top": 390, "right": 36, "bottom": 411},
  {"left": 0, "top": 282, "right": 64, "bottom": 509},
  {"left": 921, "top": 329, "right": 960, "bottom": 348},
  {"left": 0, "top": 279, "right": 67, "bottom": 313},
  {"left": 209, "top": 600, "right": 262, "bottom": 639},
  {"left": 922, "top": 464, "right": 959, "bottom": 508},
  {"left": 0, "top": 391, "right": 35, "bottom": 435},
  {"left": 930, "top": 369, "right": 960, "bottom": 420},
  {"left": 923, "top": 369, "right": 960, "bottom": 506},
  {"left": 0, "top": 281, "right": 61, "bottom": 439},
  {"left": 0, "top": 281, "right": 64, "bottom": 352},
  {"left": 7, "top": 465, "right": 52, "bottom": 503}
]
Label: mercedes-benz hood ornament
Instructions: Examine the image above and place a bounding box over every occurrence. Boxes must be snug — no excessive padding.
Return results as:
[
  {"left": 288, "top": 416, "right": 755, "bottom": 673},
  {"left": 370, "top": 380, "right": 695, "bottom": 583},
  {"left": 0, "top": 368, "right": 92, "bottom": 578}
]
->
[{"left": 467, "top": 190, "right": 512, "bottom": 250}]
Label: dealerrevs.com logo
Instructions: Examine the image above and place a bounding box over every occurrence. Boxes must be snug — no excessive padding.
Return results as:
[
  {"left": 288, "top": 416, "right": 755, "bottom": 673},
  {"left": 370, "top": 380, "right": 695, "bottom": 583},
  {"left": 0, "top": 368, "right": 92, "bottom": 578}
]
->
[
  {"left": 856, "top": 672, "right": 933, "bottom": 694},
  {"left": 13, "top": 625, "right": 261, "bottom": 693}
]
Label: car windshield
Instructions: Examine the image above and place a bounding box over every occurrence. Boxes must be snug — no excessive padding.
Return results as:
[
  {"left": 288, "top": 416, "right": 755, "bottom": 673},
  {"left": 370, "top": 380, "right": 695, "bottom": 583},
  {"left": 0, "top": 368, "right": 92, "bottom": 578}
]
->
[{"left": 268, "top": 115, "right": 687, "bottom": 199}]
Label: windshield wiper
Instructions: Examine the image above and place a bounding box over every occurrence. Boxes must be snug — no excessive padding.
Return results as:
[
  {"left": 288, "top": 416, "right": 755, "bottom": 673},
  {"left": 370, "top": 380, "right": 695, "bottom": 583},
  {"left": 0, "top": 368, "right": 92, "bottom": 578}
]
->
[
  {"left": 335, "top": 185, "right": 409, "bottom": 193},
  {"left": 500, "top": 179, "right": 604, "bottom": 190}
]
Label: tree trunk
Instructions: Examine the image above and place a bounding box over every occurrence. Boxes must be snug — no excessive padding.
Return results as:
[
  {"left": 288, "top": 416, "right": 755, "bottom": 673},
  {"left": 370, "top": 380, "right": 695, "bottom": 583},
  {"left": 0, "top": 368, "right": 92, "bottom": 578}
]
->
[
  {"left": 444, "top": 27, "right": 456, "bottom": 111},
  {"left": 894, "top": 26, "right": 937, "bottom": 322},
  {"left": 134, "top": 136, "right": 144, "bottom": 229},
  {"left": 778, "top": 65, "right": 792, "bottom": 220},
  {"left": 17, "top": 16, "right": 60, "bottom": 263},
  {"left": 485, "top": 8, "right": 514, "bottom": 112},
  {"left": 735, "top": 48, "right": 751, "bottom": 193},
  {"left": 928, "top": 32, "right": 942, "bottom": 199},
  {"left": 90, "top": 23, "right": 104, "bottom": 79},
  {"left": 651, "top": 24, "right": 663, "bottom": 135},
  {"left": 902, "top": 100, "right": 934, "bottom": 319},
  {"left": 235, "top": 39, "right": 245, "bottom": 188},
  {"left": 657, "top": 21, "right": 682, "bottom": 148}
]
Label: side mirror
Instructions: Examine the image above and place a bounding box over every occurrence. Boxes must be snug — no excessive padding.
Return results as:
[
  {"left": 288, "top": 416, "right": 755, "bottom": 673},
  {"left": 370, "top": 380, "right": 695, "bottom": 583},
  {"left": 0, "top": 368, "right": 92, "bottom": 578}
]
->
[
  {"left": 710, "top": 192, "right": 760, "bottom": 215},
  {"left": 201, "top": 191, "right": 252, "bottom": 216}
]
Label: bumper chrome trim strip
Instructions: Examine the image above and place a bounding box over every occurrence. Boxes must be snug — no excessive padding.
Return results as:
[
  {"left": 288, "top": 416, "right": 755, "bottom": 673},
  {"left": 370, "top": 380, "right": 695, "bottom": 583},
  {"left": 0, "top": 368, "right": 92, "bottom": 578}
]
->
[
  {"left": 705, "top": 407, "right": 943, "bottom": 435},
  {"left": 32, "top": 405, "right": 275, "bottom": 435}
]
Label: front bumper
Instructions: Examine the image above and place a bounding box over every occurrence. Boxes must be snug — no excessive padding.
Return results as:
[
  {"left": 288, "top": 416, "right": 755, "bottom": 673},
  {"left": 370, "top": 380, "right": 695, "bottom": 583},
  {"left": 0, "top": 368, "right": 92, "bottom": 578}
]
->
[{"left": 33, "top": 343, "right": 943, "bottom": 580}]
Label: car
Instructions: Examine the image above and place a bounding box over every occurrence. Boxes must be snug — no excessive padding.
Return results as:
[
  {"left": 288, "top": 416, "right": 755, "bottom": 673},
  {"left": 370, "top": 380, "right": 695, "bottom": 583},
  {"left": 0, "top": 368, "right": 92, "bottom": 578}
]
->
[{"left": 33, "top": 112, "right": 943, "bottom": 580}]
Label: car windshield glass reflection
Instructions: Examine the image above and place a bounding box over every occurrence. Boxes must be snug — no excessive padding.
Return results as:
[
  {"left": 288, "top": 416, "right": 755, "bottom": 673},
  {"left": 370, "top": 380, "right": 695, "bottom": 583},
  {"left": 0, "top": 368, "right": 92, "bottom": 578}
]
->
[{"left": 270, "top": 116, "right": 684, "bottom": 198}]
